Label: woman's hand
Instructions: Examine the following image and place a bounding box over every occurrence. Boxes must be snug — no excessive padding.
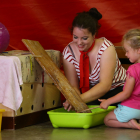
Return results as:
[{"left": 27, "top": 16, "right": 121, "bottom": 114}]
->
[
  {"left": 63, "top": 100, "right": 74, "bottom": 111},
  {"left": 98, "top": 99, "right": 110, "bottom": 109}
]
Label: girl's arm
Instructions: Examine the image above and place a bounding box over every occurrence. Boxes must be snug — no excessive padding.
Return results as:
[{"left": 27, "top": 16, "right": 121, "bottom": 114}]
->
[{"left": 99, "top": 74, "right": 135, "bottom": 109}]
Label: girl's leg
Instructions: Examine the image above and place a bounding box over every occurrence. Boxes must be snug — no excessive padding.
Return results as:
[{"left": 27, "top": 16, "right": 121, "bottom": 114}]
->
[
  {"left": 104, "top": 110, "right": 140, "bottom": 130},
  {"left": 130, "top": 119, "right": 140, "bottom": 130}
]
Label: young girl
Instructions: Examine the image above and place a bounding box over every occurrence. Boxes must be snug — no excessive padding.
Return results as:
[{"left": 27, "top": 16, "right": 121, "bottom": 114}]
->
[{"left": 99, "top": 29, "right": 140, "bottom": 130}]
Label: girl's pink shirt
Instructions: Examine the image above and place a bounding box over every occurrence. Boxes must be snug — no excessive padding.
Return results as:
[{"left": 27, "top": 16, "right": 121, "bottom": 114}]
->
[{"left": 121, "top": 63, "right": 140, "bottom": 109}]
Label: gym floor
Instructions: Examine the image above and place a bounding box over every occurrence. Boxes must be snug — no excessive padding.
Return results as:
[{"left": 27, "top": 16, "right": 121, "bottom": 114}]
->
[{"left": 1, "top": 121, "right": 140, "bottom": 140}]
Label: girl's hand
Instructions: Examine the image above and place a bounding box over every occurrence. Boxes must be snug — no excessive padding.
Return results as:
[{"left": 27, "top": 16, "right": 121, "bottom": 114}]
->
[
  {"left": 98, "top": 99, "right": 109, "bottom": 110},
  {"left": 63, "top": 100, "right": 74, "bottom": 111}
]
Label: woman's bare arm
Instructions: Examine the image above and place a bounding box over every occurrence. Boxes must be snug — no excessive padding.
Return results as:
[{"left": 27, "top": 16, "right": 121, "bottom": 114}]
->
[
  {"left": 80, "top": 45, "right": 117, "bottom": 103},
  {"left": 63, "top": 57, "right": 81, "bottom": 111}
]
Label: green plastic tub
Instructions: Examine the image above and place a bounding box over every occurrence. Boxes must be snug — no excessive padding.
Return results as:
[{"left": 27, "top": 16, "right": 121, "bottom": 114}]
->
[{"left": 47, "top": 105, "right": 116, "bottom": 129}]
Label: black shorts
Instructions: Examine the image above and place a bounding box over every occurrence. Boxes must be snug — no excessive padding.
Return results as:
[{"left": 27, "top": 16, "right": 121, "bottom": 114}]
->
[{"left": 86, "top": 86, "right": 123, "bottom": 106}]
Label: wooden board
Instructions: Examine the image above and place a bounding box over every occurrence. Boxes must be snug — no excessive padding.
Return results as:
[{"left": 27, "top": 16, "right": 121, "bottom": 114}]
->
[
  {"left": 2, "top": 108, "right": 53, "bottom": 129},
  {"left": 22, "top": 39, "right": 91, "bottom": 113},
  {"left": 115, "top": 46, "right": 132, "bottom": 70}
]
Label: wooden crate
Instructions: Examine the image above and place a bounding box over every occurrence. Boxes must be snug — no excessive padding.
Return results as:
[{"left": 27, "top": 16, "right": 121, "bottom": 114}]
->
[
  {"left": 115, "top": 46, "right": 132, "bottom": 70},
  {"left": 1, "top": 83, "right": 61, "bottom": 129}
]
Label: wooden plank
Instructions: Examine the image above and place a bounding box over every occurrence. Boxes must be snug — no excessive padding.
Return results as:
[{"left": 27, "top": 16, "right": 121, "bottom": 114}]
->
[
  {"left": 115, "top": 46, "right": 131, "bottom": 70},
  {"left": 2, "top": 108, "right": 53, "bottom": 129},
  {"left": 115, "top": 46, "right": 127, "bottom": 58},
  {"left": 22, "top": 39, "right": 91, "bottom": 113}
]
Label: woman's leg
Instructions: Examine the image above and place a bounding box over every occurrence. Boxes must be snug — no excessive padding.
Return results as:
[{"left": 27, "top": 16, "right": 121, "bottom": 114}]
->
[
  {"left": 104, "top": 111, "right": 140, "bottom": 130},
  {"left": 87, "top": 86, "right": 123, "bottom": 105}
]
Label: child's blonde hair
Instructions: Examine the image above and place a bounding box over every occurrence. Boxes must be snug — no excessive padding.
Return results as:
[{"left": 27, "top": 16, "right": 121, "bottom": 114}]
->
[{"left": 123, "top": 29, "right": 140, "bottom": 49}]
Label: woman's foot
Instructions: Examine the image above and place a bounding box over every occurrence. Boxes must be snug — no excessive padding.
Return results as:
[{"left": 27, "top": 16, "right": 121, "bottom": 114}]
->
[{"left": 130, "top": 119, "right": 140, "bottom": 130}]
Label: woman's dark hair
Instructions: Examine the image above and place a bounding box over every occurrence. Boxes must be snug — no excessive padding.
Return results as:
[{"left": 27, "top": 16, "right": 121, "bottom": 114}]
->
[{"left": 71, "top": 8, "right": 102, "bottom": 35}]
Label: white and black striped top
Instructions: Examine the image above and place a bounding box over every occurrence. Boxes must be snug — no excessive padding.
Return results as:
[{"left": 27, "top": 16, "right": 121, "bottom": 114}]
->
[{"left": 63, "top": 37, "right": 126, "bottom": 90}]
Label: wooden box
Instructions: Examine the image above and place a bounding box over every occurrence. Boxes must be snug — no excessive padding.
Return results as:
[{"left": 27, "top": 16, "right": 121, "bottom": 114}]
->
[{"left": 1, "top": 83, "right": 61, "bottom": 129}]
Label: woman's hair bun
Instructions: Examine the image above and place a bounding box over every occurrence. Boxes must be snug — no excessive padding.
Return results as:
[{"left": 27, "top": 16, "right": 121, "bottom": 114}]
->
[{"left": 89, "top": 8, "right": 102, "bottom": 20}]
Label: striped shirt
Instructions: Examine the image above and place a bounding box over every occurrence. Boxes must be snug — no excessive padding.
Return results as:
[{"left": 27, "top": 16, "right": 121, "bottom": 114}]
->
[{"left": 63, "top": 37, "right": 126, "bottom": 90}]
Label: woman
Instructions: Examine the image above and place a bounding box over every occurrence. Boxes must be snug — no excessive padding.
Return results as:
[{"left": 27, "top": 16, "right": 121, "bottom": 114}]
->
[{"left": 62, "top": 8, "right": 126, "bottom": 111}]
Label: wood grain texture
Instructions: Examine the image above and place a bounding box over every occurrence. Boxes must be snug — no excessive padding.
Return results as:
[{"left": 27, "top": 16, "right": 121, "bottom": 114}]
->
[{"left": 22, "top": 39, "right": 91, "bottom": 113}]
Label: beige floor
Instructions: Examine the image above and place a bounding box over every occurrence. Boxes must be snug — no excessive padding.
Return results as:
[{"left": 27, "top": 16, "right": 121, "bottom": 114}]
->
[{"left": 1, "top": 121, "right": 140, "bottom": 140}]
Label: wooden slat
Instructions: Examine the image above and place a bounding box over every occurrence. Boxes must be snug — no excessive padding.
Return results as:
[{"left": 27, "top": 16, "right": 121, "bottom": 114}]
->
[
  {"left": 115, "top": 46, "right": 127, "bottom": 58},
  {"left": 115, "top": 46, "right": 131, "bottom": 70},
  {"left": 22, "top": 39, "right": 91, "bottom": 113}
]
